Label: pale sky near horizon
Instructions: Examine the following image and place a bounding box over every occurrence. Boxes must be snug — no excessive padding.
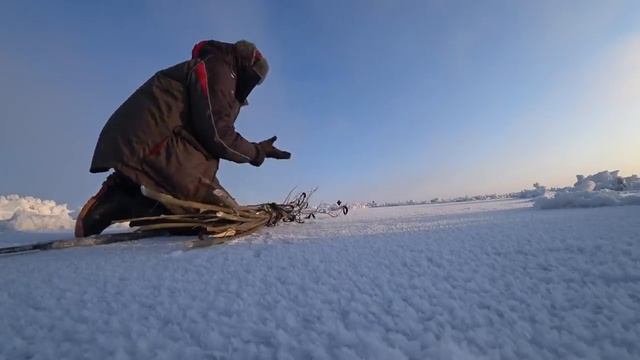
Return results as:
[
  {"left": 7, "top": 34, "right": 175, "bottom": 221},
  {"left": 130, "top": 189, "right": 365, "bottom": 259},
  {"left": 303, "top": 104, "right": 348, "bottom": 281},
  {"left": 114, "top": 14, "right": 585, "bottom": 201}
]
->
[{"left": 1, "top": 0, "right": 639, "bottom": 208}]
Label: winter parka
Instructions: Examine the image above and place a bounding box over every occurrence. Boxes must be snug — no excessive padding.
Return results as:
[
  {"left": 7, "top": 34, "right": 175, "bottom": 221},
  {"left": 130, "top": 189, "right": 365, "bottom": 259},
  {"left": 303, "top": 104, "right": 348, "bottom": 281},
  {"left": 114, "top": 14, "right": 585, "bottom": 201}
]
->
[{"left": 89, "top": 40, "right": 266, "bottom": 204}]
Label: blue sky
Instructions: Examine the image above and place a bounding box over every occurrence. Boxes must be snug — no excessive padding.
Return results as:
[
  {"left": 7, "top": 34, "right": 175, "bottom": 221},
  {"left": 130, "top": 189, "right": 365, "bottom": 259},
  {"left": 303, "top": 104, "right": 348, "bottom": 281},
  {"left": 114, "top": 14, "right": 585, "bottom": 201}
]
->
[{"left": 1, "top": 0, "right": 639, "bottom": 208}]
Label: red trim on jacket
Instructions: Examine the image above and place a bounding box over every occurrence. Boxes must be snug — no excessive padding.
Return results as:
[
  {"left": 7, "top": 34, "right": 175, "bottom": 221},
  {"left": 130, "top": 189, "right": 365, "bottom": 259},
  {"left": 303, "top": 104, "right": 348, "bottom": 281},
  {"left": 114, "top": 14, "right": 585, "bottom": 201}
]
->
[
  {"left": 191, "top": 41, "right": 207, "bottom": 59},
  {"left": 148, "top": 138, "right": 168, "bottom": 158},
  {"left": 194, "top": 62, "right": 209, "bottom": 96},
  {"left": 253, "top": 49, "right": 263, "bottom": 63}
]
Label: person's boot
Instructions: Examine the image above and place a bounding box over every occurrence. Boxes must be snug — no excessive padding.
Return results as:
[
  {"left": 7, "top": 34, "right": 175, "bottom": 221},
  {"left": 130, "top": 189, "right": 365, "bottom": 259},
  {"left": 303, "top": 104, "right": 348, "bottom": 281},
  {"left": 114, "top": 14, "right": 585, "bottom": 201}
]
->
[
  {"left": 75, "top": 174, "right": 130, "bottom": 237},
  {"left": 75, "top": 173, "right": 167, "bottom": 237}
]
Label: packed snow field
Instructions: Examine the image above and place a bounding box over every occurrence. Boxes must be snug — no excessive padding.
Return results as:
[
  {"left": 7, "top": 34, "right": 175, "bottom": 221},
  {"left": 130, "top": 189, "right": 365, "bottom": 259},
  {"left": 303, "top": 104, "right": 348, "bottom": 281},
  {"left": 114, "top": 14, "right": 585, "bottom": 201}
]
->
[{"left": 2, "top": 198, "right": 639, "bottom": 359}]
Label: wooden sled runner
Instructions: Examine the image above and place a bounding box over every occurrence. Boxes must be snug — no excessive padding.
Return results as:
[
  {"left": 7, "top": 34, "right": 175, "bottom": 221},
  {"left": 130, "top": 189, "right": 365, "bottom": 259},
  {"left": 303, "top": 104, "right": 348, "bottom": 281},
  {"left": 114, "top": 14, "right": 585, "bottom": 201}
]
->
[{"left": 1, "top": 187, "right": 348, "bottom": 255}]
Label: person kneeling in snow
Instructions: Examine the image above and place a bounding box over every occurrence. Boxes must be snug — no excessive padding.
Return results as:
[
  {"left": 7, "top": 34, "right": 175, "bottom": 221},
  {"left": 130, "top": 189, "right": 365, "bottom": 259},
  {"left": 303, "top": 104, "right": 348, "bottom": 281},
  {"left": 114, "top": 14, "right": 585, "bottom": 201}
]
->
[{"left": 76, "top": 40, "right": 291, "bottom": 237}]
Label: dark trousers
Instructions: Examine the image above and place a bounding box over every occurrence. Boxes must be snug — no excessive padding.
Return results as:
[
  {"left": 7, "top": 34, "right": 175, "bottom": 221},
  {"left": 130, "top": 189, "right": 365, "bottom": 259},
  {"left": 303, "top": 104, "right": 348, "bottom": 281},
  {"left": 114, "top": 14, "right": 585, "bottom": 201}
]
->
[{"left": 106, "top": 171, "right": 170, "bottom": 219}]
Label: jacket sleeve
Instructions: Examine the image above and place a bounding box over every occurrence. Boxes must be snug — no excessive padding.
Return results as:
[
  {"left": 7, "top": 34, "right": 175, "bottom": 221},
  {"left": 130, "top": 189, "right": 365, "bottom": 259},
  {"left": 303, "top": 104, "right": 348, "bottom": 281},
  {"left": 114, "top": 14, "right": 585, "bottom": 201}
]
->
[{"left": 187, "top": 58, "right": 265, "bottom": 166}]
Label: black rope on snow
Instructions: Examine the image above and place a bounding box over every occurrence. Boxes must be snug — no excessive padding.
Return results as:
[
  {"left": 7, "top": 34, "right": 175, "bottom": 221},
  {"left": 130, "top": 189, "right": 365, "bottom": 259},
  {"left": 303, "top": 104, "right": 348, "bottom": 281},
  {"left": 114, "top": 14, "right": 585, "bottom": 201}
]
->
[{"left": 262, "top": 190, "right": 348, "bottom": 225}]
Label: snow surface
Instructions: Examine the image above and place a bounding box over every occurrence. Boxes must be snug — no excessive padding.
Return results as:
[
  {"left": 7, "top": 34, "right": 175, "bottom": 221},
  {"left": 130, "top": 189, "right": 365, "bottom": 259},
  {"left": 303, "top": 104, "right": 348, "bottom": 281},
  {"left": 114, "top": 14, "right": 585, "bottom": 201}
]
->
[
  {"left": 2, "top": 199, "right": 639, "bottom": 359},
  {"left": 0, "top": 195, "right": 74, "bottom": 231}
]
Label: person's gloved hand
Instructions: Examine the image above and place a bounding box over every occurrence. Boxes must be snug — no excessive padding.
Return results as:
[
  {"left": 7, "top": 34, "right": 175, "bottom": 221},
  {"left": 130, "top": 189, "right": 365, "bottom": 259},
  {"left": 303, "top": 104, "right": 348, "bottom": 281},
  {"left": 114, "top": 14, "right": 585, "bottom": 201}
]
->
[{"left": 257, "top": 136, "right": 291, "bottom": 159}]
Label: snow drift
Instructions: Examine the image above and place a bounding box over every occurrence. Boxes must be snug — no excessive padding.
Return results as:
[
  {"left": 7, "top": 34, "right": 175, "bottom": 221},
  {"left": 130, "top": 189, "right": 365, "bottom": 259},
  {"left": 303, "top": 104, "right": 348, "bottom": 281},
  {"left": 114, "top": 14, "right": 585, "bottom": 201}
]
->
[
  {"left": 516, "top": 183, "right": 547, "bottom": 199},
  {"left": 532, "top": 170, "right": 640, "bottom": 209},
  {"left": 0, "top": 195, "right": 74, "bottom": 231},
  {"left": 534, "top": 189, "right": 640, "bottom": 209},
  {"left": 574, "top": 170, "right": 640, "bottom": 191}
]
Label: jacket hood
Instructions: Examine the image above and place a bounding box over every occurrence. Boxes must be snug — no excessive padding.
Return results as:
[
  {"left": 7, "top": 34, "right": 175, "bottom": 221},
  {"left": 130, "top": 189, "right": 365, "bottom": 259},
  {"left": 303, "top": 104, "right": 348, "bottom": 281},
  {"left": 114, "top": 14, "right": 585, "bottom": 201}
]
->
[
  {"left": 191, "top": 40, "right": 268, "bottom": 103},
  {"left": 233, "top": 40, "right": 269, "bottom": 84}
]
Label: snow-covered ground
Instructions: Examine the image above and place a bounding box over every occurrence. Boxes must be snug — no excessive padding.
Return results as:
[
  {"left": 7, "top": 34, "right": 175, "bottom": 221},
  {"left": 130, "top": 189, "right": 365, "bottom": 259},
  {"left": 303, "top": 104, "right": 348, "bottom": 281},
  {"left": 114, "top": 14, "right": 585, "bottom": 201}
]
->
[{"left": 1, "top": 198, "right": 639, "bottom": 359}]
